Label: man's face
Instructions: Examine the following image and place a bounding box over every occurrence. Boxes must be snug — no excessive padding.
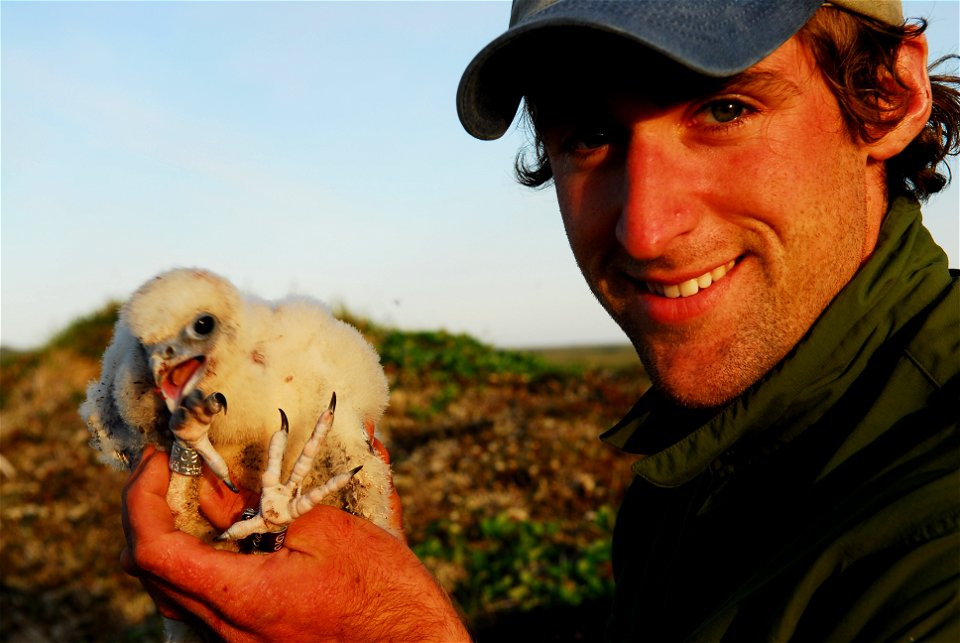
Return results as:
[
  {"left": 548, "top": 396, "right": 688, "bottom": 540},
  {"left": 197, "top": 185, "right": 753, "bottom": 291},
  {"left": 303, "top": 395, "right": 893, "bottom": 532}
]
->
[{"left": 536, "top": 36, "right": 885, "bottom": 408}]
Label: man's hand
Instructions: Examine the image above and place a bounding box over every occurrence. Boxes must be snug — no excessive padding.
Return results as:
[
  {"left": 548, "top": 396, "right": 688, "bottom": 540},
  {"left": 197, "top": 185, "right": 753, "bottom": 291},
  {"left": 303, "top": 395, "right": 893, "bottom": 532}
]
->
[{"left": 121, "top": 446, "right": 470, "bottom": 642}]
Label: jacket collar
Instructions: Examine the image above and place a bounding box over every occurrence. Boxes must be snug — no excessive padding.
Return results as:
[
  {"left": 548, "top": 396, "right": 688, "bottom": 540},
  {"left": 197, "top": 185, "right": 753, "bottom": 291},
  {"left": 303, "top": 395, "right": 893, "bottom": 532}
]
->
[{"left": 601, "top": 197, "right": 952, "bottom": 487}]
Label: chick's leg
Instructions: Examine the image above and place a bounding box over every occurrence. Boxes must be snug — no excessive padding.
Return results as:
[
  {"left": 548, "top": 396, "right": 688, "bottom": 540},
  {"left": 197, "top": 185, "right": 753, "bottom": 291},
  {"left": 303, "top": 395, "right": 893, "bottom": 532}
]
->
[
  {"left": 169, "top": 390, "right": 237, "bottom": 493},
  {"left": 216, "top": 393, "right": 361, "bottom": 542}
]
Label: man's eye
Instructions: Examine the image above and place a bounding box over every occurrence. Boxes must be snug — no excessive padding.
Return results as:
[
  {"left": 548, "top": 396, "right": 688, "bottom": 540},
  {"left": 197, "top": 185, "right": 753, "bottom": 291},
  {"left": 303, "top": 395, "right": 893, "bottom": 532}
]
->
[
  {"left": 704, "top": 100, "right": 747, "bottom": 124},
  {"left": 565, "top": 126, "right": 617, "bottom": 151},
  {"left": 571, "top": 129, "right": 608, "bottom": 150}
]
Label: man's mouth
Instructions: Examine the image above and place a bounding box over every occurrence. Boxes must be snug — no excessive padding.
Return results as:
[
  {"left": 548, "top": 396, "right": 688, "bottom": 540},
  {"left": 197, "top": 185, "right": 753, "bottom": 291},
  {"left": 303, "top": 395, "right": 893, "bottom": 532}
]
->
[{"left": 645, "top": 260, "right": 736, "bottom": 299}]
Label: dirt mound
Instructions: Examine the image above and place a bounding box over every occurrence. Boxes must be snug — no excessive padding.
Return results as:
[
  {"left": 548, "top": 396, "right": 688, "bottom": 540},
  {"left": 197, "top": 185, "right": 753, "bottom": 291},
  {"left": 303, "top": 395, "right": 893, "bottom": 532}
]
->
[{"left": 1, "top": 312, "right": 646, "bottom": 641}]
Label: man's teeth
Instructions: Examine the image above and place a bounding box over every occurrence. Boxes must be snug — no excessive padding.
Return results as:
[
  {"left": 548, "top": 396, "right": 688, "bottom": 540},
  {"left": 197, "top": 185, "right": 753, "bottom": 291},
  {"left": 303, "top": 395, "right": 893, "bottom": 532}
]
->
[{"left": 648, "top": 260, "right": 736, "bottom": 299}]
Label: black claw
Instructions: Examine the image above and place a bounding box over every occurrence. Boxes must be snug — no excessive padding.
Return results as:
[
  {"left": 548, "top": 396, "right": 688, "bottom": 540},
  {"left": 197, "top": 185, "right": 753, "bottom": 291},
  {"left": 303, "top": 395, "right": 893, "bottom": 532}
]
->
[
  {"left": 279, "top": 409, "right": 289, "bottom": 433},
  {"left": 225, "top": 479, "right": 239, "bottom": 494},
  {"left": 328, "top": 392, "right": 337, "bottom": 413},
  {"left": 202, "top": 391, "right": 227, "bottom": 416},
  {"left": 349, "top": 465, "right": 363, "bottom": 477}
]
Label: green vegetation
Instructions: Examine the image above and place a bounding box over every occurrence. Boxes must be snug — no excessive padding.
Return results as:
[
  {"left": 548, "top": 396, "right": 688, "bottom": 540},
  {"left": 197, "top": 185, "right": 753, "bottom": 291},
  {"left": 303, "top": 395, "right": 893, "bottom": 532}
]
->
[
  {"left": 335, "top": 306, "right": 577, "bottom": 384},
  {"left": 378, "top": 329, "right": 573, "bottom": 383},
  {"left": 369, "top": 328, "right": 577, "bottom": 420},
  {"left": 415, "top": 506, "right": 616, "bottom": 619},
  {"left": 527, "top": 344, "right": 640, "bottom": 371}
]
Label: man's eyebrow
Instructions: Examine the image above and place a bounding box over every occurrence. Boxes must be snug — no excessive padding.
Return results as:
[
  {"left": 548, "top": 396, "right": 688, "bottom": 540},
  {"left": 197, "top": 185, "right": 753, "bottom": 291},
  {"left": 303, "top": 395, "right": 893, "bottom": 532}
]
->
[
  {"left": 713, "top": 69, "right": 804, "bottom": 99},
  {"left": 648, "top": 68, "right": 804, "bottom": 107},
  {"left": 527, "top": 67, "right": 805, "bottom": 122}
]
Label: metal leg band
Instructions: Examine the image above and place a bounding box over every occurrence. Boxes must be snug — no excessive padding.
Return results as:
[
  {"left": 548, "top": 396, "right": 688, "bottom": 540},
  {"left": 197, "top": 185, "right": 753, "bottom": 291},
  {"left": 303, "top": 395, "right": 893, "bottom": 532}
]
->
[
  {"left": 237, "top": 508, "right": 288, "bottom": 553},
  {"left": 169, "top": 441, "right": 203, "bottom": 477}
]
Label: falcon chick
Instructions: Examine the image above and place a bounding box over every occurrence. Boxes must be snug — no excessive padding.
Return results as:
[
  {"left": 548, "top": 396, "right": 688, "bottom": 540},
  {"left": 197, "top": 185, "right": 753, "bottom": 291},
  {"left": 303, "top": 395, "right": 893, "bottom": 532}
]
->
[{"left": 81, "top": 267, "right": 399, "bottom": 553}]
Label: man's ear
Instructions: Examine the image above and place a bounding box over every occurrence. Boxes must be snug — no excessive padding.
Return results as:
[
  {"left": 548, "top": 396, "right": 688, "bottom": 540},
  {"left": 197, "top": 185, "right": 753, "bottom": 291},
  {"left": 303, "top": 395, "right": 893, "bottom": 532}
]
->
[{"left": 865, "top": 34, "right": 933, "bottom": 162}]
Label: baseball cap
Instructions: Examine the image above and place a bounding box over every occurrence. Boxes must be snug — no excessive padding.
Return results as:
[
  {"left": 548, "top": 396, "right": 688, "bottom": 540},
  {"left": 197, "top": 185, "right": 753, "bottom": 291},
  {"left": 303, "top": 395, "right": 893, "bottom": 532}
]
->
[{"left": 457, "top": 0, "right": 905, "bottom": 140}]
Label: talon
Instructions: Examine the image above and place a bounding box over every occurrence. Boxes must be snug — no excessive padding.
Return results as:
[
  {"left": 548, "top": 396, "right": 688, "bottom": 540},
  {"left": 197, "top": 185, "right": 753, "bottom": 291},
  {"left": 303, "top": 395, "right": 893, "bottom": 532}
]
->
[
  {"left": 328, "top": 391, "right": 336, "bottom": 413},
  {"left": 211, "top": 392, "right": 227, "bottom": 414},
  {"left": 201, "top": 391, "right": 226, "bottom": 416},
  {"left": 279, "top": 408, "right": 289, "bottom": 433}
]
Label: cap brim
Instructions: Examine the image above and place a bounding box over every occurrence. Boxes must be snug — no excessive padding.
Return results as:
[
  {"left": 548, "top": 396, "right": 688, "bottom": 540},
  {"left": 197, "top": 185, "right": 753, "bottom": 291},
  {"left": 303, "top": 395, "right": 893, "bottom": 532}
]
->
[{"left": 457, "top": 0, "right": 821, "bottom": 140}]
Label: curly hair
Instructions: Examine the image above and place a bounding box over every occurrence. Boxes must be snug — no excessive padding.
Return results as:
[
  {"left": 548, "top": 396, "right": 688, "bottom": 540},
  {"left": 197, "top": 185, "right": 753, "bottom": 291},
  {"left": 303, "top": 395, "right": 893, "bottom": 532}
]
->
[{"left": 516, "top": 7, "right": 960, "bottom": 202}]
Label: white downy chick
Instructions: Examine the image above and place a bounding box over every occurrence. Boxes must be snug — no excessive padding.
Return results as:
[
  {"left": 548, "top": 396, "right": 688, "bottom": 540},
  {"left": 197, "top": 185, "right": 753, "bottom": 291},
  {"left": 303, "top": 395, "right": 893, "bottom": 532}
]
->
[{"left": 80, "top": 267, "right": 399, "bottom": 640}]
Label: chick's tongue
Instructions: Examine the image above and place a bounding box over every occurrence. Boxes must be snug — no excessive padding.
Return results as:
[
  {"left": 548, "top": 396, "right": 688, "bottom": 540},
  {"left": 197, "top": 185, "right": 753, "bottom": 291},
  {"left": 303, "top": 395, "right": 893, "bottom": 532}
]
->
[{"left": 163, "top": 357, "right": 203, "bottom": 400}]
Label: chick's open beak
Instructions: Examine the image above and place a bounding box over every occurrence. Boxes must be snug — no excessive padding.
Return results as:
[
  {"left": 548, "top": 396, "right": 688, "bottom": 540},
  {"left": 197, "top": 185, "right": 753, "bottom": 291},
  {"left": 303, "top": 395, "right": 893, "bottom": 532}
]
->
[{"left": 155, "top": 355, "right": 206, "bottom": 412}]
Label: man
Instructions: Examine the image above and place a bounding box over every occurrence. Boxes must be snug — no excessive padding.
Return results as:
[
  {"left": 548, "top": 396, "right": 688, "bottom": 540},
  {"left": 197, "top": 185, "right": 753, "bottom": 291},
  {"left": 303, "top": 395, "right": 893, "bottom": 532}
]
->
[{"left": 122, "top": 0, "right": 958, "bottom": 640}]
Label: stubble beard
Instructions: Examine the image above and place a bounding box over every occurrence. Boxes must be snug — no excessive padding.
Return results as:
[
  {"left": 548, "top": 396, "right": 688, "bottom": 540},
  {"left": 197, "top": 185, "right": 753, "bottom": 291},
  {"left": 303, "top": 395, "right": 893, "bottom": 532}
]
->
[
  {"left": 631, "top": 311, "right": 796, "bottom": 410},
  {"left": 624, "top": 240, "right": 863, "bottom": 410}
]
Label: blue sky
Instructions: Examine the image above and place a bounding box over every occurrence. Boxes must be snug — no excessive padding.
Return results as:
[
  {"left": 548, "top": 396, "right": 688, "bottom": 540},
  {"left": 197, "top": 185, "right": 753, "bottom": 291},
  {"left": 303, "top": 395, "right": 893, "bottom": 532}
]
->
[{"left": 2, "top": 1, "right": 958, "bottom": 350}]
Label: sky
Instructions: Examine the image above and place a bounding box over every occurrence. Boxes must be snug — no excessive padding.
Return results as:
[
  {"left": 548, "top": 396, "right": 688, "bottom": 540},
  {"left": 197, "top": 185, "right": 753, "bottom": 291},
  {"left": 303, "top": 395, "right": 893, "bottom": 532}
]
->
[{"left": 2, "top": 1, "right": 958, "bottom": 351}]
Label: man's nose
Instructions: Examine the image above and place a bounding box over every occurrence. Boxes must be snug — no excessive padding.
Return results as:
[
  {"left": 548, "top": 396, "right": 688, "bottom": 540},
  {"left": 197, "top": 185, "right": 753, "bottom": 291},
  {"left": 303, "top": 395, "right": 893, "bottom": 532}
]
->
[{"left": 616, "top": 133, "right": 700, "bottom": 260}]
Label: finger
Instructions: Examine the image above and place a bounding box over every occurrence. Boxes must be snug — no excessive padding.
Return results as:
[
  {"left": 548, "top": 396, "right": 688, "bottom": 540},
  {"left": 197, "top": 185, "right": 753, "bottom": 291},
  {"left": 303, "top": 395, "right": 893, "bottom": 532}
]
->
[
  {"left": 120, "top": 448, "right": 223, "bottom": 623},
  {"left": 123, "top": 444, "right": 167, "bottom": 495},
  {"left": 388, "top": 486, "right": 406, "bottom": 541},
  {"left": 122, "top": 446, "right": 175, "bottom": 547},
  {"left": 120, "top": 447, "right": 195, "bottom": 623},
  {"left": 362, "top": 420, "right": 404, "bottom": 538},
  {"left": 122, "top": 446, "right": 222, "bottom": 573},
  {"left": 122, "top": 449, "right": 253, "bottom": 618},
  {"left": 121, "top": 447, "right": 304, "bottom": 640},
  {"left": 198, "top": 467, "right": 258, "bottom": 530},
  {"left": 366, "top": 419, "right": 391, "bottom": 465}
]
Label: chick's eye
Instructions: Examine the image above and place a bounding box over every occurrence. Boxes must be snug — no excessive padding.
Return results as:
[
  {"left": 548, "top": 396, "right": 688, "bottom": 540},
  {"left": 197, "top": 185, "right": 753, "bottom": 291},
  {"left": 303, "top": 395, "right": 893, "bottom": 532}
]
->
[{"left": 192, "top": 314, "right": 215, "bottom": 336}]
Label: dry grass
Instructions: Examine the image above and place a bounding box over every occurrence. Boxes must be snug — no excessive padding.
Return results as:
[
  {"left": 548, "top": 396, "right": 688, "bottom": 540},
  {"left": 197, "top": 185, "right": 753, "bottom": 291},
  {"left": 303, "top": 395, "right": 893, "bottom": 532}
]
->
[{"left": 0, "top": 315, "right": 647, "bottom": 641}]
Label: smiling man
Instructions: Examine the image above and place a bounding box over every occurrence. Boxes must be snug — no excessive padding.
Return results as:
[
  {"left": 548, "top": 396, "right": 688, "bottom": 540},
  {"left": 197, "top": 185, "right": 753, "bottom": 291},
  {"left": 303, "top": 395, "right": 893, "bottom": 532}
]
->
[
  {"left": 523, "top": 34, "right": 883, "bottom": 408},
  {"left": 119, "top": 1, "right": 958, "bottom": 640},
  {"left": 458, "top": 0, "right": 959, "bottom": 639}
]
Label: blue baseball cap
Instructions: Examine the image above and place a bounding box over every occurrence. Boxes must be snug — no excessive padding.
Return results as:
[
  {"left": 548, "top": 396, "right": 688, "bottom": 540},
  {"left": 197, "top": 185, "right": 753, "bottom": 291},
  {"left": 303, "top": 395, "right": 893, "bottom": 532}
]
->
[{"left": 457, "top": 0, "right": 905, "bottom": 140}]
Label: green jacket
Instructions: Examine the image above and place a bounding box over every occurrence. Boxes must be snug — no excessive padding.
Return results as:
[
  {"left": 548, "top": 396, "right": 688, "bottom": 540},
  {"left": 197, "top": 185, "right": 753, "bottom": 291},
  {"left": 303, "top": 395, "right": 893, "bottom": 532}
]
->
[{"left": 602, "top": 197, "right": 959, "bottom": 642}]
